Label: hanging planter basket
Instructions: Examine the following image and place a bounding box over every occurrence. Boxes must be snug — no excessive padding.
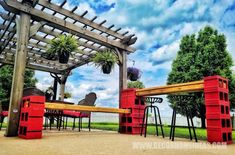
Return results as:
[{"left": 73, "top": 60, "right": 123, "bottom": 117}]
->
[
  {"left": 102, "top": 63, "right": 112, "bottom": 74},
  {"left": 127, "top": 67, "right": 141, "bottom": 81},
  {"left": 91, "top": 50, "right": 117, "bottom": 74},
  {"left": 58, "top": 51, "right": 70, "bottom": 64},
  {"left": 46, "top": 35, "right": 78, "bottom": 64}
]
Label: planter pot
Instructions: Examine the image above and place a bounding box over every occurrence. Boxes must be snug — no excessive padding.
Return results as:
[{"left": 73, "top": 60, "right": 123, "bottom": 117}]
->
[
  {"left": 129, "top": 74, "right": 138, "bottom": 81},
  {"left": 102, "top": 64, "right": 112, "bottom": 74},
  {"left": 59, "top": 51, "right": 70, "bottom": 64}
]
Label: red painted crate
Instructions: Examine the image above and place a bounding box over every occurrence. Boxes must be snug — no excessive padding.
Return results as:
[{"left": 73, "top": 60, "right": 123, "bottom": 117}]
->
[
  {"left": 19, "top": 117, "right": 44, "bottom": 131},
  {"left": 18, "top": 128, "right": 42, "bottom": 139},
  {"left": 207, "top": 127, "right": 232, "bottom": 144},
  {"left": 120, "top": 122, "right": 143, "bottom": 127},
  {"left": 20, "top": 116, "right": 43, "bottom": 125},
  {"left": 126, "top": 126, "right": 145, "bottom": 134},
  {"left": 130, "top": 107, "right": 145, "bottom": 115},
  {"left": 121, "top": 98, "right": 145, "bottom": 109},
  {"left": 204, "top": 87, "right": 228, "bottom": 94},
  {"left": 206, "top": 104, "right": 230, "bottom": 118},
  {"left": 204, "top": 76, "right": 228, "bottom": 89},
  {"left": 121, "top": 114, "right": 143, "bottom": 123},
  {"left": 204, "top": 91, "right": 229, "bottom": 102},
  {"left": 22, "top": 96, "right": 45, "bottom": 106},
  {"left": 20, "top": 104, "right": 45, "bottom": 117},
  {"left": 204, "top": 99, "right": 229, "bottom": 106},
  {"left": 207, "top": 117, "right": 232, "bottom": 129}
]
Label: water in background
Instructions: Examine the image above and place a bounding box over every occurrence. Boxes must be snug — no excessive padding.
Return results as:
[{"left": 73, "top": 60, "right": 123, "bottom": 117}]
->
[{"left": 89, "top": 113, "right": 202, "bottom": 127}]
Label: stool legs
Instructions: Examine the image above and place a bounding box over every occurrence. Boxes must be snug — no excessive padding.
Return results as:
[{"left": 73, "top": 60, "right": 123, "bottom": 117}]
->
[
  {"left": 186, "top": 115, "right": 192, "bottom": 140},
  {"left": 170, "top": 109, "right": 197, "bottom": 142},
  {"left": 169, "top": 109, "right": 174, "bottom": 139},
  {"left": 144, "top": 107, "right": 149, "bottom": 137},
  {"left": 170, "top": 109, "right": 176, "bottom": 141},
  {"left": 156, "top": 107, "right": 164, "bottom": 138},
  {"left": 189, "top": 115, "right": 197, "bottom": 142},
  {"left": 140, "top": 106, "right": 147, "bottom": 136},
  {"left": 141, "top": 106, "right": 164, "bottom": 138},
  {"left": 153, "top": 107, "right": 159, "bottom": 136}
]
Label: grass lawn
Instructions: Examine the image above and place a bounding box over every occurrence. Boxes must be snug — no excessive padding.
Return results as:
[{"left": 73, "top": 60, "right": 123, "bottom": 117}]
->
[
  {"left": 88, "top": 122, "right": 208, "bottom": 140},
  {"left": 1, "top": 122, "right": 235, "bottom": 141},
  {"left": 85, "top": 122, "right": 235, "bottom": 141}
]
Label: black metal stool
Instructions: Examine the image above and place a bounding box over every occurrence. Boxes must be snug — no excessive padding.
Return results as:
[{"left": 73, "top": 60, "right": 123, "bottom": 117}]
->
[
  {"left": 140, "top": 97, "right": 164, "bottom": 138},
  {"left": 169, "top": 95, "right": 197, "bottom": 142}
]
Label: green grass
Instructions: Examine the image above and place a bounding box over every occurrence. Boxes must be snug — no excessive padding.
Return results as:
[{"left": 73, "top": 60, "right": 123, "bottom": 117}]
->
[
  {"left": 84, "top": 122, "right": 235, "bottom": 141},
  {"left": 88, "top": 122, "right": 208, "bottom": 140},
  {"left": 1, "top": 122, "right": 235, "bottom": 141}
]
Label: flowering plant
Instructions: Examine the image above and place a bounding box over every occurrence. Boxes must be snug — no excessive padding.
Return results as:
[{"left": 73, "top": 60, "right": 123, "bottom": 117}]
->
[{"left": 127, "top": 67, "right": 141, "bottom": 81}]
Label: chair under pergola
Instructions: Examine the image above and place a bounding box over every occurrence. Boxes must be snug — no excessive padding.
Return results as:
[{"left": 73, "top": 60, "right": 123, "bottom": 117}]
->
[{"left": 0, "top": 0, "right": 137, "bottom": 136}]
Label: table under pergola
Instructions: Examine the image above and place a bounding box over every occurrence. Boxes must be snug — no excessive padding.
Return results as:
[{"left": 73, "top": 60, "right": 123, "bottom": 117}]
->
[{"left": 0, "top": 0, "right": 137, "bottom": 136}]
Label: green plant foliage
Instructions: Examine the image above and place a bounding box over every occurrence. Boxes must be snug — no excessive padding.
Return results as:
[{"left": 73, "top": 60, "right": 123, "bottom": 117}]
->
[
  {"left": 167, "top": 26, "right": 235, "bottom": 128},
  {"left": 0, "top": 65, "right": 37, "bottom": 106},
  {"left": 128, "top": 81, "right": 145, "bottom": 89},
  {"left": 64, "top": 92, "right": 72, "bottom": 98},
  {"left": 47, "top": 35, "right": 78, "bottom": 56},
  {"left": 91, "top": 49, "right": 117, "bottom": 70}
]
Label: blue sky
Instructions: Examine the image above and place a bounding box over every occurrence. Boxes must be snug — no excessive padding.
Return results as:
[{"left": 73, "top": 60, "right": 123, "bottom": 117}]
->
[{"left": 34, "top": 0, "right": 235, "bottom": 116}]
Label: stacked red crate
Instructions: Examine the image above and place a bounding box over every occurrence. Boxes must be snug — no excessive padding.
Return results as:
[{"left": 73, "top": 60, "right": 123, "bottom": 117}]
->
[
  {"left": 120, "top": 89, "right": 145, "bottom": 134},
  {"left": 18, "top": 96, "right": 45, "bottom": 139},
  {"left": 204, "top": 76, "right": 232, "bottom": 144}
]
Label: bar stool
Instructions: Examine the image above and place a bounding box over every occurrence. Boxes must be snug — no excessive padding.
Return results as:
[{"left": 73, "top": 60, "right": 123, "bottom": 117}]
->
[
  {"left": 169, "top": 95, "right": 197, "bottom": 142},
  {"left": 140, "top": 97, "right": 164, "bottom": 138}
]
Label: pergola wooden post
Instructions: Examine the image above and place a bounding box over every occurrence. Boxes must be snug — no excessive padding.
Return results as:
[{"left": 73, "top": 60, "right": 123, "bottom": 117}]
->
[
  {"left": 52, "top": 78, "right": 57, "bottom": 100},
  {"left": 59, "top": 74, "right": 68, "bottom": 101},
  {"left": 119, "top": 50, "right": 127, "bottom": 106},
  {"left": 5, "top": 11, "right": 31, "bottom": 136}
]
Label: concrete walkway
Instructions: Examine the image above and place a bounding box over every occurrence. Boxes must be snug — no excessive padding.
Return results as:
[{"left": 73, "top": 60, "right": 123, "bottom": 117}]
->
[{"left": 0, "top": 129, "right": 234, "bottom": 155}]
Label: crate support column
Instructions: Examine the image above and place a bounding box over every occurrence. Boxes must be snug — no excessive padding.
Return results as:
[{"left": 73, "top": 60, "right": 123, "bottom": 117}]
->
[{"left": 204, "top": 75, "right": 233, "bottom": 144}]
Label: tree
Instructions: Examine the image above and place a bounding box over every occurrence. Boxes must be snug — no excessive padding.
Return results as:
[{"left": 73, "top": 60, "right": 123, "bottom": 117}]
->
[
  {"left": 0, "top": 65, "right": 37, "bottom": 106},
  {"left": 167, "top": 26, "right": 235, "bottom": 128},
  {"left": 128, "top": 81, "right": 145, "bottom": 89}
]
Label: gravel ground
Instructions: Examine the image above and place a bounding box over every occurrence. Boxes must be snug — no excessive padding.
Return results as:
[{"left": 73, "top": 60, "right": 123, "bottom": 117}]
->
[{"left": 0, "top": 129, "right": 235, "bottom": 155}]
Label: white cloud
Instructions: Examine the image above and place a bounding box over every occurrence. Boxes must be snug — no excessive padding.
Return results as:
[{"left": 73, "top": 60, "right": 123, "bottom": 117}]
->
[
  {"left": 32, "top": 0, "right": 235, "bottom": 116},
  {"left": 34, "top": 72, "right": 53, "bottom": 91},
  {"left": 151, "top": 40, "right": 180, "bottom": 64}
]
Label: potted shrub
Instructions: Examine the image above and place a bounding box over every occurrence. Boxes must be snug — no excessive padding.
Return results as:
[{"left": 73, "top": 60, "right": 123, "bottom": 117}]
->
[
  {"left": 127, "top": 81, "right": 145, "bottom": 89},
  {"left": 127, "top": 67, "right": 141, "bottom": 81},
  {"left": 91, "top": 50, "right": 117, "bottom": 74},
  {"left": 46, "top": 35, "right": 78, "bottom": 63}
]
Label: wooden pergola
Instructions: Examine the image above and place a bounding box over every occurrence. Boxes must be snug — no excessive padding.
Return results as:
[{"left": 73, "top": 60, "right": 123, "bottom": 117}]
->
[{"left": 0, "top": 0, "right": 137, "bottom": 136}]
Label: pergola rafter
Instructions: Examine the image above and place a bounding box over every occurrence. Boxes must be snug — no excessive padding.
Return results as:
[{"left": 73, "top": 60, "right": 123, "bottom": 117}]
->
[
  {"left": 0, "top": 0, "right": 137, "bottom": 137},
  {"left": 0, "top": 0, "right": 136, "bottom": 73}
]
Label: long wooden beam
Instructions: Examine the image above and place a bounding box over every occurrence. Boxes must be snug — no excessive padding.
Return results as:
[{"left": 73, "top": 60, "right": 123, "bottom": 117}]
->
[
  {"left": 45, "top": 102, "right": 131, "bottom": 114},
  {"left": 0, "top": 57, "right": 62, "bottom": 74},
  {"left": 136, "top": 80, "right": 204, "bottom": 96}
]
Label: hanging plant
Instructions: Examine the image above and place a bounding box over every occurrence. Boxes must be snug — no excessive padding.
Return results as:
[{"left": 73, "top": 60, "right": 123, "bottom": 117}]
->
[
  {"left": 91, "top": 49, "right": 117, "bottom": 74},
  {"left": 44, "top": 35, "right": 78, "bottom": 63},
  {"left": 127, "top": 67, "right": 141, "bottom": 81}
]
